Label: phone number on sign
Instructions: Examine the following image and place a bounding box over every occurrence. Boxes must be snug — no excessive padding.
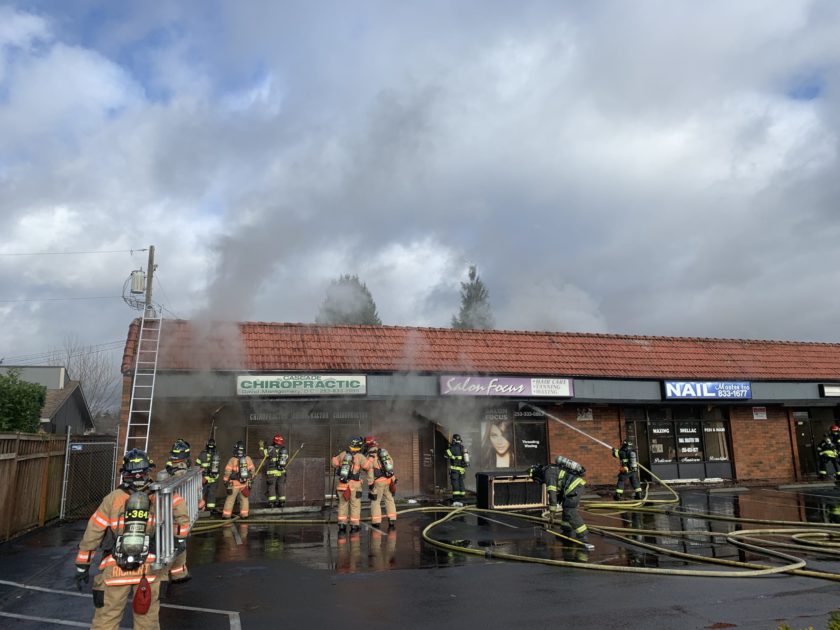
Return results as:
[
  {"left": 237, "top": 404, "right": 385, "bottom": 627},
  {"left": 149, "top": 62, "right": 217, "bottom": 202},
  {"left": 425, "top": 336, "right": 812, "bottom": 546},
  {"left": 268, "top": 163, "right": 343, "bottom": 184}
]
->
[{"left": 716, "top": 390, "right": 750, "bottom": 398}]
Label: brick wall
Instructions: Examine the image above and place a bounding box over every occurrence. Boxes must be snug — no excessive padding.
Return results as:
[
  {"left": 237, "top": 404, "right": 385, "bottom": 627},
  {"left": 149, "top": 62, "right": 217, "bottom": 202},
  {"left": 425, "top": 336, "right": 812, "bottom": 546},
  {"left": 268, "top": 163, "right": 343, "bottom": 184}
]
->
[
  {"left": 729, "top": 406, "right": 794, "bottom": 483},
  {"left": 546, "top": 405, "right": 623, "bottom": 485}
]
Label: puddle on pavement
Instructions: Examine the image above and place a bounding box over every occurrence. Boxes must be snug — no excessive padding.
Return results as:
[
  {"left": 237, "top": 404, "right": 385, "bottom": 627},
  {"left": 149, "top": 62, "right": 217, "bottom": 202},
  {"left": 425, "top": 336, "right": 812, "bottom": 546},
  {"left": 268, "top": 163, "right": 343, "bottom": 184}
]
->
[{"left": 22, "top": 487, "right": 836, "bottom": 575}]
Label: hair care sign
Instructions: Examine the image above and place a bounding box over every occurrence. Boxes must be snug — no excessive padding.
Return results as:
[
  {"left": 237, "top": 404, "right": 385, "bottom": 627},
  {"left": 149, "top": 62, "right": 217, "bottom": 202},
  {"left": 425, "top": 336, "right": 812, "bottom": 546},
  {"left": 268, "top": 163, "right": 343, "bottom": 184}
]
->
[
  {"left": 663, "top": 381, "right": 751, "bottom": 400},
  {"left": 440, "top": 375, "right": 573, "bottom": 397}
]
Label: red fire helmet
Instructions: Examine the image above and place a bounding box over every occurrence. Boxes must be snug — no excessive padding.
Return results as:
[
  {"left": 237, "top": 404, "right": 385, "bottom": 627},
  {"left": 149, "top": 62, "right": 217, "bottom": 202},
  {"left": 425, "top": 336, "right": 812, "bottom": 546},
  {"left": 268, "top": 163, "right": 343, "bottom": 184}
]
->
[{"left": 273, "top": 434, "right": 285, "bottom": 446}]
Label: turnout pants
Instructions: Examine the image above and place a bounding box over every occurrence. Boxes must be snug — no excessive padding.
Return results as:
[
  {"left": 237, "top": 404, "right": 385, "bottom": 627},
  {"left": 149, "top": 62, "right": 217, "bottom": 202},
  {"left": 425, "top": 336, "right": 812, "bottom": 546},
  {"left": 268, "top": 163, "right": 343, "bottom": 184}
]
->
[
  {"left": 615, "top": 470, "right": 642, "bottom": 498},
  {"left": 370, "top": 480, "right": 397, "bottom": 524},
  {"left": 337, "top": 480, "right": 363, "bottom": 526},
  {"left": 202, "top": 478, "right": 219, "bottom": 510},
  {"left": 266, "top": 471, "right": 286, "bottom": 504},
  {"left": 223, "top": 481, "right": 250, "bottom": 518},
  {"left": 819, "top": 457, "right": 840, "bottom": 480},
  {"left": 450, "top": 469, "right": 465, "bottom": 501},
  {"left": 90, "top": 569, "right": 162, "bottom": 630},
  {"left": 169, "top": 551, "right": 188, "bottom": 582},
  {"left": 560, "top": 494, "right": 589, "bottom": 542}
]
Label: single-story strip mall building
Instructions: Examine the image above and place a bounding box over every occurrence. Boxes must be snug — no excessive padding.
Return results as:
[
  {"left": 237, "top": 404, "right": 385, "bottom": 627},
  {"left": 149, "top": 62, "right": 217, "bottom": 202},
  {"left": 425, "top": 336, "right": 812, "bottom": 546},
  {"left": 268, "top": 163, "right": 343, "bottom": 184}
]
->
[{"left": 118, "top": 320, "right": 840, "bottom": 501}]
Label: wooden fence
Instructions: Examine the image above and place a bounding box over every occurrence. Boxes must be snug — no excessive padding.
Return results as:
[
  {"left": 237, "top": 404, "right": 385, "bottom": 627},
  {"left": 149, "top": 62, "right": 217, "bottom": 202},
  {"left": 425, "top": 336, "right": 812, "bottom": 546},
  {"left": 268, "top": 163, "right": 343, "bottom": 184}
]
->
[{"left": 0, "top": 432, "right": 67, "bottom": 542}]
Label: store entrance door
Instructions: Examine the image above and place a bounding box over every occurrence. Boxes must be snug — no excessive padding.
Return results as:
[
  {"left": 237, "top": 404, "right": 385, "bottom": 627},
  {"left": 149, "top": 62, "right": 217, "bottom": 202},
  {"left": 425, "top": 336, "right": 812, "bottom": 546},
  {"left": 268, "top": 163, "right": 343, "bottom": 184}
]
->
[{"left": 794, "top": 419, "right": 818, "bottom": 478}]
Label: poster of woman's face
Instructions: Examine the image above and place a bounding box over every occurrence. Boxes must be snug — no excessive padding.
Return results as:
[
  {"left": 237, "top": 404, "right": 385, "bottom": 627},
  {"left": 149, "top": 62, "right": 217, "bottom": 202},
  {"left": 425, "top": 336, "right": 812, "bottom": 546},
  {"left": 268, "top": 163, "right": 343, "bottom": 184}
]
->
[{"left": 481, "top": 420, "right": 513, "bottom": 468}]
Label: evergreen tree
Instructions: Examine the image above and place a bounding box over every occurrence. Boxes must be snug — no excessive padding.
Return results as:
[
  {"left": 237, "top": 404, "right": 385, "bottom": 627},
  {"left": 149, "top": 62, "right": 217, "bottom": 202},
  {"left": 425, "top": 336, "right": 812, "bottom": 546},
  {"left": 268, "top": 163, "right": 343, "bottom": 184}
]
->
[
  {"left": 316, "top": 274, "right": 383, "bottom": 325},
  {"left": 0, "top": 369, "right": 47, "bottom": 432},
  {"left": 451, "top": 265, "right": 494, "bottom": 330}
]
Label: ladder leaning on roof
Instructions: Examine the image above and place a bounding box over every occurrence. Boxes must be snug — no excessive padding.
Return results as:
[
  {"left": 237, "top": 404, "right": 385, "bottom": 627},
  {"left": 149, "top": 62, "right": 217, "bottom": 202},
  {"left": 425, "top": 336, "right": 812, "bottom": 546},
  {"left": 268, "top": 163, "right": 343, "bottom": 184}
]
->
[{"left": 123, "top": 310, "right": 162, "bottom": 455}]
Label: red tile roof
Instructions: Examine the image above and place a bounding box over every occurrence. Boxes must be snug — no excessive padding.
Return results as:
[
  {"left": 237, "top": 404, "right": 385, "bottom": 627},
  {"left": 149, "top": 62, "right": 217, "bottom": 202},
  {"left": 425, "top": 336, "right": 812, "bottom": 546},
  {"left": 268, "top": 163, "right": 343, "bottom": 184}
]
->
[{"left": 120, "top": 319, "right": 840, "bottom": 381}]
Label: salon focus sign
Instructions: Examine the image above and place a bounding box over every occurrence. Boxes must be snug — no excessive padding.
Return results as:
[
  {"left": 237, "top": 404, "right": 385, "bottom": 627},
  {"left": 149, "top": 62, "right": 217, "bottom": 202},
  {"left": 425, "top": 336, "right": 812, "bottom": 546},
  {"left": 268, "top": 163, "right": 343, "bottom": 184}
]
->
[
  {"left": 237, "top": 374, "right": 366, "bottom": 396},
  {"left": 440, "top": 375, "right": 573, "bottom": 397}
]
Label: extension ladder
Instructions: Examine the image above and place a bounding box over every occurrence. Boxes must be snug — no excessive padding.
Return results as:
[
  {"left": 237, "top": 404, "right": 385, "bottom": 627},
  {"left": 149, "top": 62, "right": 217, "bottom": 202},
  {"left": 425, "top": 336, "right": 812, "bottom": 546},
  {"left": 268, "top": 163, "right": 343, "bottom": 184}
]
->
[{"left": 123, "top": 312, "right": 162, "bottom": 454}]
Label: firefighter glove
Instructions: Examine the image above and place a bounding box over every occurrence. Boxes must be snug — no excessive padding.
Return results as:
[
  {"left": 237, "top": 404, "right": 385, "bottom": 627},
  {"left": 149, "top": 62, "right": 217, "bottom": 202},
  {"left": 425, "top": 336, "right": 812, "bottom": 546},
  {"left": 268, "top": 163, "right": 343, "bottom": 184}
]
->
[
  {"left": 622, "top": 466, "right": 629, "bottom": 473},
  {"left": 258, "top": 439, "right": 265, "bottom": 448},
  {"left": 74, "top": 564, "right": 89, "bottom": 591},
  {"left": 548, "top": 504, "right": 560, "bottom": 513}
]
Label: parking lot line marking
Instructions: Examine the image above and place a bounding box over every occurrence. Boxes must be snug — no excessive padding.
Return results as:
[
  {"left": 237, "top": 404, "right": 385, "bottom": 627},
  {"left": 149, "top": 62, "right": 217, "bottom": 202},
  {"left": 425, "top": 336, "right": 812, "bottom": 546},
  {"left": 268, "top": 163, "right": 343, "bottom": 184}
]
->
[
  {"left": 0, "top": 580, "right": 242, "bottom": 629},
  {"left": 0, "top": 610, "right": 127, "bottom": 628}
]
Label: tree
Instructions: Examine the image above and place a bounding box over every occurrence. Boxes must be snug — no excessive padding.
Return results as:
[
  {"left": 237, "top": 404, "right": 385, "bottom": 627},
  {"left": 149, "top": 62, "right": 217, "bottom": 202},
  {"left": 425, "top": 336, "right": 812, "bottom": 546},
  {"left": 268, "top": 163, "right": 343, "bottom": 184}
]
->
[
  {"left": 0, "top": 369, "right": 47, "bottom": 432},
  {"left": 451, "top": 265, "right": 495, "bottom": 330},
  {"left": 48, "top": 335, "right": 121, "bottom": 417},
  {"left": 316, "top": 274, "right": 383, "bottom": 325}
]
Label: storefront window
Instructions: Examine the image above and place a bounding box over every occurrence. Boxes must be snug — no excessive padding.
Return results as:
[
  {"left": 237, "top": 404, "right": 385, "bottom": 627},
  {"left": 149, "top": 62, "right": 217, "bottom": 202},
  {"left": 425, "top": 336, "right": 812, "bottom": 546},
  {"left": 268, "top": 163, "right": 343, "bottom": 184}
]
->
[
  {"left": 649, "top": 421, "right": 676, "bottom": 463},
  {"left": 676, "top": 421, "right": 703, "bottom": 462},
  {"left": 480, "top": 407, "right": 548, "bottom": 470},
  {"left": 703, "top": 421, "right": 730, "bottom": 461},
  {"left": 513, "top": 422, "right": 548, "bottom": 468}
]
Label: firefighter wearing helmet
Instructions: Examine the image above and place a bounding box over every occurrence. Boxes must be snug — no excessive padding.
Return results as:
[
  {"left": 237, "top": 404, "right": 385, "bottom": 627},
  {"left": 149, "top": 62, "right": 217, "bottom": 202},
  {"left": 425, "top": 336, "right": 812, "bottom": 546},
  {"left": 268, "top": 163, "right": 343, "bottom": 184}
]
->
[
  {"left": 163, "top": 438, "right": 193, "bottom": 584},
  {"left": 259, "top": 434, "right": 289, "bottom": 508},
  {"left": 331, "top": 436, "right": 371, "bottom": 534},
  {"left": 528, "top": 455, "right": 593, "bottom": 549},
  {"left": 817, "top": 433, "right": 840, "bottom": 483},
  {"left": 444, "top": 434, "right": 470, "bottom": 506},
  {"left": 165, "top": 438, "right": 191, "bottom": 476},
  {"left": 222, "top": 441, "right": 256, "bottom": 518},
  {"left": 363, "top": 436, "right": 398, "bottom": 529},
  {"left": 196, "top": 438, "right": 221, "bottom": 513},
  {"left": 74, "top": 448, "right": 190, "bottom": 629},
  {"left": 612, "top": 437, "right": 642, "bottom": 500}
]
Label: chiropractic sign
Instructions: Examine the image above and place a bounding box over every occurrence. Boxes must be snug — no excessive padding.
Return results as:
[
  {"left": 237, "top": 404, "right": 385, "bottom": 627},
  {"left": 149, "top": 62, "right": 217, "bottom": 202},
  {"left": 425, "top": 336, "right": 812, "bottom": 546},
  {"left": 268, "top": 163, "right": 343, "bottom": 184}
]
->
[
  {"left": 440, "top": 376, "right": 573, "bottom": 397},
  {"left": 237, "top": 374, "right": 366, "bottom": 396},
  {"left": 663, "top": 381, "right": 752, "bottom": 400}
]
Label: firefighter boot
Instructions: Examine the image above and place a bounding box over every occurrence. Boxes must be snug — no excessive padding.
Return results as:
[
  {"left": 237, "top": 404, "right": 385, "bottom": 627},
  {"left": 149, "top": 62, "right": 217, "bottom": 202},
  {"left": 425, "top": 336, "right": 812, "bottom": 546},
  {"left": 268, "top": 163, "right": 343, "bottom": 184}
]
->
[
  {"left": 338, "top": 523, "right": 347, "bottom": 534},
  {"left": 350, "top": 525, "right": 361, "bottom": 533}
]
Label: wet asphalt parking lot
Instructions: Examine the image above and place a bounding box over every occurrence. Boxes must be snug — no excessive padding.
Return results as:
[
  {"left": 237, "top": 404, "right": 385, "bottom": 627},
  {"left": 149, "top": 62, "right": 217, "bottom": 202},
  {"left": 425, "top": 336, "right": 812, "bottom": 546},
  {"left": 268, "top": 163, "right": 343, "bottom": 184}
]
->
[{"left": 1, "top": 485, "right": 839, "bottom": 629}]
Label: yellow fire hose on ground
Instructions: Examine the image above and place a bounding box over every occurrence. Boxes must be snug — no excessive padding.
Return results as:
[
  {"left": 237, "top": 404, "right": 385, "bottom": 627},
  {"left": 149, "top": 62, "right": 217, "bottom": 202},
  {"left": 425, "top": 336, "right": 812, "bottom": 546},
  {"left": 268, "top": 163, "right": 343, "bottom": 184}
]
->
[{"left": 190, "top": 403, "right": 840, "bottom": 581}]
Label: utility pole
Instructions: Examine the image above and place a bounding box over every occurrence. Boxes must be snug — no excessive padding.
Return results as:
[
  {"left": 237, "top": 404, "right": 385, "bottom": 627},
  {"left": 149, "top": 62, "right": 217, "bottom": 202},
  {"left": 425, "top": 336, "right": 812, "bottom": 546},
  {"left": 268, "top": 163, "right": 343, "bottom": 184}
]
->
[{"left": 144, "top": 245, "right": 156, "bottom": 318}]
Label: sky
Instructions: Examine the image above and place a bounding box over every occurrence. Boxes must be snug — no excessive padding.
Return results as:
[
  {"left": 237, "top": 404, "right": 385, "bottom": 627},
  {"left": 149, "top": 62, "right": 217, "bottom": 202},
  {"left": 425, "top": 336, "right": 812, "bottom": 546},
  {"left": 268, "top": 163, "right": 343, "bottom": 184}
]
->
[{"left": 2, "top": 0, "right": 840, "bottom": 374}]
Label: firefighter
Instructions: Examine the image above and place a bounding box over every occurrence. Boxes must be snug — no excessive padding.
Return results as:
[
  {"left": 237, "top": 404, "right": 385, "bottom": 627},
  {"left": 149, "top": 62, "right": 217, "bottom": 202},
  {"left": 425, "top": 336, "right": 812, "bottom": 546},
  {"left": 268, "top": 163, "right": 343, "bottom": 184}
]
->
[
  {"left": 259, "top": 434, "right": 289, "bottom": 508},
  {"left": 196, "top": 438, "right": 221, "bottom": 513},
  {"left": 830, "top": 424, "right": 840, "bottom": 445},
  {"left": 331, "top": 437, "right": 370, "bottom": 534},
  {"left": 164, "top": 438, "right": 191, "bottom": 475},
  {"left": 444, "top": 434, "right": 469, "bottom": 506},
  {"left": 612, "top": 438, "right": 642, "bottom": 500},
  {"left": 528, "top": 455, "right": 593, "bottom": 549},
  {"left": 817, "top": 434, "right": 840, "bottom": 483},
  {"left": 364, "top": 436, "right": 397, "bottom": 529},
  {"left": 163, "top": 439, "right": 192, "bottom": 583},
  {"left": 73, "top": 448, "right": 190, "bottom": 630},
  {"left": 222, "top": 441, "right": 256, "bottom": 519}
]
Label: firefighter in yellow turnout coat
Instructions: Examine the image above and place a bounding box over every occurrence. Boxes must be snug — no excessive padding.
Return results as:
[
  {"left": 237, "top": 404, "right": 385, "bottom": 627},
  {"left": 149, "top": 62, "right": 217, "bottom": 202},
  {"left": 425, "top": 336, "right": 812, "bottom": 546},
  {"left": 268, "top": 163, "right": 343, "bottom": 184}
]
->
[
  {"left": 332, "top": 437, "right": 370, "bottom": 534},
  {"left": 74, "top": 449, "right": 190, "bottom": 630},
  {"left": 364, "top": 436, "right": 397, "bottom": 529},
  {"left": 222, "top": 441, "right": 256, "bottom": 518}
]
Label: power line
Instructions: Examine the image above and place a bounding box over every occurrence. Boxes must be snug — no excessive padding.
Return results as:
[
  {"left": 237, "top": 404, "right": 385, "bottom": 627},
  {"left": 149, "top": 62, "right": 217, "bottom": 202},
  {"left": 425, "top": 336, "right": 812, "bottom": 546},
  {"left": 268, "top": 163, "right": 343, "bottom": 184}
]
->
[
  {"left": 154, "top": 275, "right": 181, "bottom": 319},
  {"left": 0, "top": 249, "right": 147, "bottom": 256},
  {"left": 2, "top": 340, "right": 124, "bottom": 364},
  {"left": 0, "top": 296, "right": 122, "bottom": 303}
]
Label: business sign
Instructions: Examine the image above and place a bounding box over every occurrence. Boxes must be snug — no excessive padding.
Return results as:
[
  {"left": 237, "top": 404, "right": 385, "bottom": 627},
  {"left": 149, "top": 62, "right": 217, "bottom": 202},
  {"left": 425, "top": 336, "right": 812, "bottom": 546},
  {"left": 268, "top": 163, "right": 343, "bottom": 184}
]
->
[
  {"left": 819, "top": 384, "right": 840, "bottom": 397},
  {"left": 663, "top": 381, "right": 751, "bottom": 400},
  {"left": 440, "top": 376, "right": 573, "bottom": 397},
  {"left": 237, "top": 374, "right": 366, "bottom": 396},
  {"left": 752, "top": 406, "right": 767, "bottom": 420}
]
